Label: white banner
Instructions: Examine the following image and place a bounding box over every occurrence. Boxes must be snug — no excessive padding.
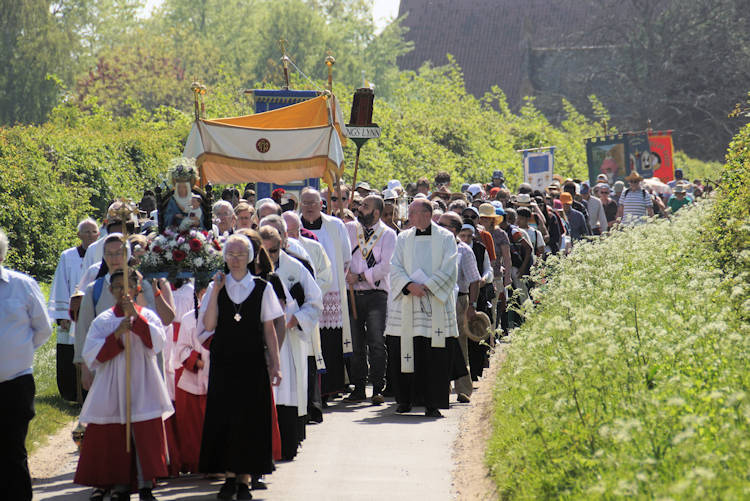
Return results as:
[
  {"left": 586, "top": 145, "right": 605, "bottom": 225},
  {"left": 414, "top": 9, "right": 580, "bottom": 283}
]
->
[{"left": 521, "top": 147, "right": 555, "bottom": 191}]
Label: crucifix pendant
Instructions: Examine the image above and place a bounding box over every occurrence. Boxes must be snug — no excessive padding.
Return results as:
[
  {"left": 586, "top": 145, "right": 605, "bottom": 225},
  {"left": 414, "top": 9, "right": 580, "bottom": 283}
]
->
[{"left": 234, "top": 313, "right": 242, "bottom": 322}]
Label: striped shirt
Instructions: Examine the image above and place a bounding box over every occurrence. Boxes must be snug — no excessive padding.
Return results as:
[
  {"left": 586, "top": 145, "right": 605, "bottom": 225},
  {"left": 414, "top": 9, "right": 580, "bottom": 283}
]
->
[{"left": 618, "top": 189, "right": 653, "bottom": 225}]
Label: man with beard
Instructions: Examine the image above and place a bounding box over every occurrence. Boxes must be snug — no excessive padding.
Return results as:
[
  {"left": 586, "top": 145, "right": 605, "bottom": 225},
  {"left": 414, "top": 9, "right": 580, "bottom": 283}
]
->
[
  {"left": 299, "top": 188, "right": 353, "bottom": 400},
  {"left": 344, "top": 195, "right": 397, "bottom": 404}
]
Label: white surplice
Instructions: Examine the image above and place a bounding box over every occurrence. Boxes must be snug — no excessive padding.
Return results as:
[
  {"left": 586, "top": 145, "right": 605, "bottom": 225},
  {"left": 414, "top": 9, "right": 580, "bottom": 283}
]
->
[
  {"left": 297, "top": 236, "right": 332, "bottom": 373},
  {"left": 80, "top": 306, "right": 173, "bottom": 425},
  {"left": 48, "top": 246, "right": 84, "bottom": 344},
  {"left": 273, "top": 251, "right": 322, "bottom": 416},
  {"left": 385, "top": 222, "right": 459, "bottom": 373}
]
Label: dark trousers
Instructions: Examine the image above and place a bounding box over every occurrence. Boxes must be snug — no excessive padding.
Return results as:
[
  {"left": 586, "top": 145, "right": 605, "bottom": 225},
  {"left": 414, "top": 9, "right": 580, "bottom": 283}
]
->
[
  {"left": 307, "top": 356, "right": 323, "bottom": 423},
  {"left": 348, "top": 290, "right": 388, "bottom": 393},
  {"left": 0, "top": 374, "right": 35, "bottom": 501},
  {"left": 56, "top": 343, "right": 77, "bottom": 402}
]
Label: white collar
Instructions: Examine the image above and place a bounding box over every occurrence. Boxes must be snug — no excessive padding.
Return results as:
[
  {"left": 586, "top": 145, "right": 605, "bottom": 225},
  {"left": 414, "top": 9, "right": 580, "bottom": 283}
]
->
[
  {"left": 0, "top": 266, "right": 8, "bottom": 283},
  {"left": 227, "top": 271, "right": 252, "bottom": 288}
]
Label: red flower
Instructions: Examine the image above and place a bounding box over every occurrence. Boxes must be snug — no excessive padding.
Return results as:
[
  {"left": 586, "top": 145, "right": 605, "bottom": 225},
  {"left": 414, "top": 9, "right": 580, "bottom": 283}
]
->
[
  {"left": 212, "top": 239, "right": 221, "bottom": 251},
  {"left": 189, "top": 238, "right": 202, "bottom": 252},
  {"left": 172, "top": 249, "right": 187, "bottom": 262},
  {"left": 201, "top": 230, "right": 209, "bottom": 237},
  {"left": 153, "top": 246, "right": 163, "bottom": 253}
]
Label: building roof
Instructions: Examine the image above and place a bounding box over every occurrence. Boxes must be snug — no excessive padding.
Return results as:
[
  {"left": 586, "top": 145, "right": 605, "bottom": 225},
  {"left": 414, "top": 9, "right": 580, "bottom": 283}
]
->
[{"left": 398, "top": 0, "right": 593, "bottom": 108}]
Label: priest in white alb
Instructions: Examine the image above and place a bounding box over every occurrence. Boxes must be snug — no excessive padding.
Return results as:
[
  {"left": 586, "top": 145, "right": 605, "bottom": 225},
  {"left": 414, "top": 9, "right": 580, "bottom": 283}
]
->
[
  {"left": 384, "top": 198, "right": 467, "bottom": 418},
  {"left": 299, "top": 187, "right": 352, "bottom": 398}
]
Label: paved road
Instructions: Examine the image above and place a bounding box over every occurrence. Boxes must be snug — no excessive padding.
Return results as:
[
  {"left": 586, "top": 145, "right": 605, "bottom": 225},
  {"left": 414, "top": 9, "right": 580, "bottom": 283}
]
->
[{"left": 33, "top": 392, "right": 471, "bottom": 501}]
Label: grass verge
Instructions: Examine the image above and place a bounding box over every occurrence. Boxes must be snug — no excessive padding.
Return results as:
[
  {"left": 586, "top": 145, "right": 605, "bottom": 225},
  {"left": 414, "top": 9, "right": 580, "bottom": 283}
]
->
[{"left": 486, "top": 202, "right": 750, "bottom": 499}]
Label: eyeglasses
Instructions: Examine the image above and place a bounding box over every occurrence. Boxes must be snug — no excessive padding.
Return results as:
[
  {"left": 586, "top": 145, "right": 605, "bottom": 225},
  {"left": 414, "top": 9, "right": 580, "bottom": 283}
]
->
[
  {"left": 301, "top": 200, "right": 320, "bottom": 207},
  {"left": 226, "top": 252, "right": 248, "bottom": 260}
]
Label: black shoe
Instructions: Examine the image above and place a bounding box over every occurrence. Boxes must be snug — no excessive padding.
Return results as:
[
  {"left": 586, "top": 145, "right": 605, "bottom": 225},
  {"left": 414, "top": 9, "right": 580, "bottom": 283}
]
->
[
  {"left": 90, "top": 488, "right": 107, "bottom": 501},
  {"left": 345, "top": 388, "right": 366, "bottom": 402},
  {"left": 425, "top": 408, "right": 443, "bottom": 418},
  {"left": 236, "top": 483, "right": 252, "bottom": 500},
  {"left": 395, "top": 403, "right": 412, "bottom": 414},
  {"left": 111, "top": 492, "right": 131, "bottom": 501},
  {"left": 251, "top": 476, "right": 268, "bottom": 490},
  {"left": 217, "top": 478, "right": 237, "bottom": 500},
  {"left": 371, "top": 393, "right": 385, "bottom": 405},
  {"left": 138, "top": 487, "right": 157, "bottom": 500}
]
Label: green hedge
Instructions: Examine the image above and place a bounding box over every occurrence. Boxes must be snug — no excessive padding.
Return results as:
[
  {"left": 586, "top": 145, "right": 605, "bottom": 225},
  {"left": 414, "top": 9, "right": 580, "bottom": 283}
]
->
[
  {"left": 0, "top": 103, "right": 189, "bottom": 279},
  {"left": 487, "top": 121, "right": 750, "bottom": 498}
]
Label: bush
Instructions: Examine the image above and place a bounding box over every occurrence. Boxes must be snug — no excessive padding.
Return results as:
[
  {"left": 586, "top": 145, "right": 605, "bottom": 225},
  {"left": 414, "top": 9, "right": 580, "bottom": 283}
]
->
[
  {"left": 0, "top": 103, "right": 189, "bottom": 279},
  {"left": 487, "top": 201, "right": 750, "bottom": 498}
]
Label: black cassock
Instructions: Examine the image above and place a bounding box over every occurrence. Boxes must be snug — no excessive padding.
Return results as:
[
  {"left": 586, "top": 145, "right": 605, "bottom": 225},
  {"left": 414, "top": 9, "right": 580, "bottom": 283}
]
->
[
  {"left": 199, "top": 278, "right": 274, "bottom": 475},
  {"left": 386, "top": 335, "right": 467, "bottom": 410}
]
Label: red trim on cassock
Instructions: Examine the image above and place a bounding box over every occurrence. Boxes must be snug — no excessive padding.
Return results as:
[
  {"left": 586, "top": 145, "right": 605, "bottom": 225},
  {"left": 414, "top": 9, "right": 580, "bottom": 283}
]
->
[
  {"left": 96, "top": 333, "right": 125, "bottom": 363},
  {"left": 270, "top": 385, "right": 281, "bottom": 461},
  {"left": 74, "top": 417, "right": 168, "bottom": 489},
  {"left": 172, "top": 322, "right": 181, "bottom": 342},
  {"left": 131, "top": 314, "right": 153, "bottom": 349},
  {"left": 201, "top": 334, "right": 213, "bottom": 350},
  {"left": 165, "top": 414, "right": 183, "bottom": 476},
  {"left": 183, "top": 351, "right": 202, "bottom": 373}
]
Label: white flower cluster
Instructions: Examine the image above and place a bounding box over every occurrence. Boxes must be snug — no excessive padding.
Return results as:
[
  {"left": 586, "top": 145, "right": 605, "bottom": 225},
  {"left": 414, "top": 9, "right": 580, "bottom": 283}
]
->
[{"left": 488, "top": 201, "right": 750, "bottom": 498}]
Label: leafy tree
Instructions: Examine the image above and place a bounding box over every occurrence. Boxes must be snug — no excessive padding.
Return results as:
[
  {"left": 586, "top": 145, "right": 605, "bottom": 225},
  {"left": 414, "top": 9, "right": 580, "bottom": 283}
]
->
[
  {"left": 0, "top": 0, "right": 74, "bottom": 124},
  {"left": 540, "top": 0, "right": 750, "bottom": 161}
]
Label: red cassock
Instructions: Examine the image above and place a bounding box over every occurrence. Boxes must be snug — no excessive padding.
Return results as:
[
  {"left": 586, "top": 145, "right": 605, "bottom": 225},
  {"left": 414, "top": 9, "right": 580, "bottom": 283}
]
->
[{"left": 74, "top": 305, "right": 173, "bottom": 488}]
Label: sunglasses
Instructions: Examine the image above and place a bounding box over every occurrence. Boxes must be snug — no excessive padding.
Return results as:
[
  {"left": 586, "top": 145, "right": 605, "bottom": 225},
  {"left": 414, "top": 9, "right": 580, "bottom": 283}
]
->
[{"left": 462, "top": 213, "right": 478, "bottom": 220}]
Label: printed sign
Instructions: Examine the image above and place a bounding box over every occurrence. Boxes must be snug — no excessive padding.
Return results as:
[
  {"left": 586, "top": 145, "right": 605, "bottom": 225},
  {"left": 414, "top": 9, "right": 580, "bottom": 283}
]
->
[{"left": 521, "top": 147, "right": 555, "bottom": 191}]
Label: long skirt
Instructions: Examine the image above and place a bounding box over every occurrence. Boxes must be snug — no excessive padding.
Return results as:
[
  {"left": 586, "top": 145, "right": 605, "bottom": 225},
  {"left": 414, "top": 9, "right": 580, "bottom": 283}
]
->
[
  {"left": 175, "top": 387, "right": 206, "bottom": 474},
  {"left": 75, "top": 418, "right": 168, "bottom": 489},
  {"left": 385, "top": 336, "right": 467, "bottom": 410}
]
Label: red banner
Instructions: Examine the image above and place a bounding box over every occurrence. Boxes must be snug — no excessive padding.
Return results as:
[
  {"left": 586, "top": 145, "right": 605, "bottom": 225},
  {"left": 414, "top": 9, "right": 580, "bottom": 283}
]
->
[{"left": 648, "top": 132, "right": 674, "bottom": 182}]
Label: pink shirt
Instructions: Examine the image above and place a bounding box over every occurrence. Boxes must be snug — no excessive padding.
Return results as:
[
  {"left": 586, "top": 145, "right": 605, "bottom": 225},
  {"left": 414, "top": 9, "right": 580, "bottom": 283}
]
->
[{"left": 345, "top": 220, "right": 397, "bottom": 292}]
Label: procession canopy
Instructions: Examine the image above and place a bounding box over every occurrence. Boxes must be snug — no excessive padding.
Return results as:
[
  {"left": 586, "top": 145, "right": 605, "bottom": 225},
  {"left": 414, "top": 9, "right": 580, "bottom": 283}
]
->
[{"left": 184, "top": 94, "right": 348, "bottom": 187}]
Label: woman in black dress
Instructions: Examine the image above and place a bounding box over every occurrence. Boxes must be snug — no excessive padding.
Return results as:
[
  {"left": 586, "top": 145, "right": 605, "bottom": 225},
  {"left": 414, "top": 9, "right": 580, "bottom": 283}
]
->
[{"left": 199, "top": 234, "right": 283, "bottom": 500}]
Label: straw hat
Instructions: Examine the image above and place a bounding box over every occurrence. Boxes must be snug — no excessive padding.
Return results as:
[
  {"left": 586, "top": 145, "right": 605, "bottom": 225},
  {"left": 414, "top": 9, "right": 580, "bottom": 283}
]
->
[
  {"left": 467, "top": 311, "right": 492, "bottom": 342},
  {"left": 478, "top": 203, "right": 502, "bottom": 221},
  {"left": 625, "top": 170, "right": 644, "bottom": 182}
]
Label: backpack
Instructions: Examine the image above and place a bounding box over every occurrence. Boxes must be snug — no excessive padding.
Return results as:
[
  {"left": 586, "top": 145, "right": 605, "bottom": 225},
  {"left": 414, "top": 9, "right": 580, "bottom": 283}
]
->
[{"left": 504, "top": 225, "right": 525, "bottom": 269}]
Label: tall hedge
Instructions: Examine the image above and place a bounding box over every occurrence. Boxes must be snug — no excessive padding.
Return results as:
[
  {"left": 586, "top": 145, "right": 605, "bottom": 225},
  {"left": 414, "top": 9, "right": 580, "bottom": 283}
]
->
[{"left": 0, "top": 103, "right": 189, "bottom": 279}]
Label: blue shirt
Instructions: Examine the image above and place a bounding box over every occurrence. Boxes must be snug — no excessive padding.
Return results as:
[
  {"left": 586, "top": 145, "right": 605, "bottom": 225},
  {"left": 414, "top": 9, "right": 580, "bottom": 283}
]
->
[
  {"left": 566, "top": 208, "right": 590, "bottom": 241},
  {"left": 0, "top": 266, "right": 52, "bottom": 382}
]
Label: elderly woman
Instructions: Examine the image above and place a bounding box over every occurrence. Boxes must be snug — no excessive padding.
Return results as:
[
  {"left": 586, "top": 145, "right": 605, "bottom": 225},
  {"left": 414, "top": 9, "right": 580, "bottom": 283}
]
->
[{"left": 198, "top": 234, "right": 283, "bottom": 500}]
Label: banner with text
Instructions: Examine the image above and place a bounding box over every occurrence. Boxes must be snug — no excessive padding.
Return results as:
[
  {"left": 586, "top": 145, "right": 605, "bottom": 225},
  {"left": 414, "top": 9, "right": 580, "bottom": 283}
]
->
[{"left": 521, "top": 147, "right": 555, "bottom": 191}]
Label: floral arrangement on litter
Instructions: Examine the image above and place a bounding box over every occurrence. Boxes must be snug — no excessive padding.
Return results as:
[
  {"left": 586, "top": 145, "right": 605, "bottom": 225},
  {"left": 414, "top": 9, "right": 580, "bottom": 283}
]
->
[{"left": 139, "top": 227, "right": 223, "bottom": 287}]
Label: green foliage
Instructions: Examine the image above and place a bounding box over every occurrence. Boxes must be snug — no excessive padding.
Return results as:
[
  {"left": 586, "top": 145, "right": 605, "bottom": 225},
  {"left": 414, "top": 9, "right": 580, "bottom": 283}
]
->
[
  {"left": 0, "top": 104, "right": 189, "bottom": 279},
  {"left": 703, "top": 121, "right": 750, "bottom": 275},
  {"left": 0, "top": 0, "right": 75, "bottom": 124},
  {"left": 487, "top": 201, "right": 750, "bottom": 498}
]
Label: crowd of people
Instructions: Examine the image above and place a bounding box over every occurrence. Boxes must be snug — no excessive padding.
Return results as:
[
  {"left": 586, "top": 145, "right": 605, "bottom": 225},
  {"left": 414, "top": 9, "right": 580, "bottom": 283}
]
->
[{"left": 1, "top": 163, "right": 707, "bottom": 501}]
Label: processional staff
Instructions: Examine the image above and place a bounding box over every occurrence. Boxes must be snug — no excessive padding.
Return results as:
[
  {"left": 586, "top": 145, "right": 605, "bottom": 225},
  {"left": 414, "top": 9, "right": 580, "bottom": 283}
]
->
[{"left": 115, "top": 200, "right": 136, "bottom": 453}]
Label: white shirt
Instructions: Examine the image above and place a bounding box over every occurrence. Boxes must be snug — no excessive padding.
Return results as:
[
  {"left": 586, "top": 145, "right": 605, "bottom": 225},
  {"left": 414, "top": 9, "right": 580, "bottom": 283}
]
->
[
  {"left": 80, "top": 236, "right": 107, "bottom": 281},
  {"left": 175, "top": 309, "right": 210, "bottom": 396},
  {"left": 0, "top": 267, "right": 53, "bottom": 382},
  {"left": 199, "top": 272, "right": 284, "bottom": 325}
]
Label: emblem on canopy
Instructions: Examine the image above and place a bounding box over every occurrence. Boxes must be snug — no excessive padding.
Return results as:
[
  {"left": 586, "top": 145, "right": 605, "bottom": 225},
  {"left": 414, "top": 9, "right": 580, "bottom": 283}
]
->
[{"left": 256, "top": 138, "right": 271, "bottom": 153}]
